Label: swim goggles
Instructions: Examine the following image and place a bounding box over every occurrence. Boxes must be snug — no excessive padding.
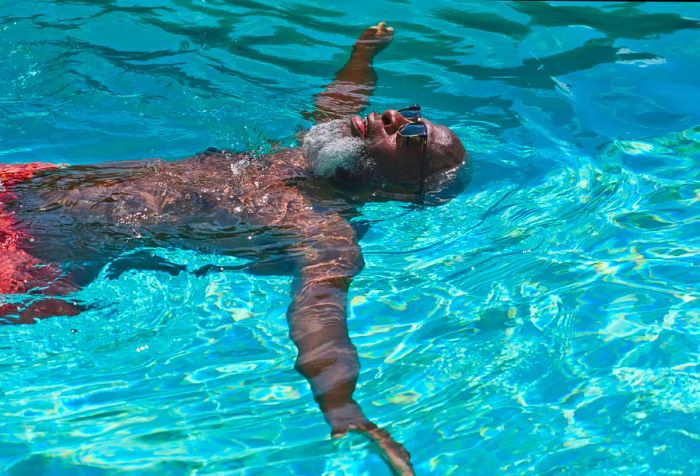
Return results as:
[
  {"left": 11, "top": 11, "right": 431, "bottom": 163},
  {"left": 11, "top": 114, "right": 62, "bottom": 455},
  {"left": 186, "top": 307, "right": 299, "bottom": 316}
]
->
[{"left": 397, "top": 105, "right": 428, "bottom": 194}]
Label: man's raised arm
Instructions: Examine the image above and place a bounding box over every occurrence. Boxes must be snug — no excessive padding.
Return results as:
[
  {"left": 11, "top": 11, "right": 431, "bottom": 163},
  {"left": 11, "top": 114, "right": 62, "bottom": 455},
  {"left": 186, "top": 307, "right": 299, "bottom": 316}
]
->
[{"left": 309, "top": 22, "right": 393, "bottom": 122}]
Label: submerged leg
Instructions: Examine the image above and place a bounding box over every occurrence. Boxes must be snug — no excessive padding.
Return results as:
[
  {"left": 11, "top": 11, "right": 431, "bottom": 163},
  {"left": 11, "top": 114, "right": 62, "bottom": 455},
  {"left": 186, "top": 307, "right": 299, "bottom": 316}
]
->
[
  {"left": 1, "top": 162, "right": 82, "bottom": 324},
  {"left": 0, "top": 249, "right": 81, "bottom": 325}
]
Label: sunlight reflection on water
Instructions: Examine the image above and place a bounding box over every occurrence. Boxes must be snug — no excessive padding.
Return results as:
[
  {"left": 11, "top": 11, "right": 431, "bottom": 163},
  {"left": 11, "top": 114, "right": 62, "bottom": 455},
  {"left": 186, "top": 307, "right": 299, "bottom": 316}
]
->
[{"left": 1, "top": 1, "right": 700, "bottom": 474}]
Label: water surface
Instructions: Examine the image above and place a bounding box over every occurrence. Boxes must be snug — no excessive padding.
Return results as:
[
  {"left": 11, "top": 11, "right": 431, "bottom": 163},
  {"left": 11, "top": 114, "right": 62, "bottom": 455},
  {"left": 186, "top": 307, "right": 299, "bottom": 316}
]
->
[{"left": 1, "top": 1, "right": 700, "bottom": 474}]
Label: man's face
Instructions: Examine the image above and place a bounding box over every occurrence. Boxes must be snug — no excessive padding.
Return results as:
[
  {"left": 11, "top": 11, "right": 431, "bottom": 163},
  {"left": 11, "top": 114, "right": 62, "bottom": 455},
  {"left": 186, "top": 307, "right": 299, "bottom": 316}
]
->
[
  {"left": 350, "top": 109, "right": 467, "bottom": 185},
  {"left": 302, "top": 109, "right": 467, "bottom": 190}
]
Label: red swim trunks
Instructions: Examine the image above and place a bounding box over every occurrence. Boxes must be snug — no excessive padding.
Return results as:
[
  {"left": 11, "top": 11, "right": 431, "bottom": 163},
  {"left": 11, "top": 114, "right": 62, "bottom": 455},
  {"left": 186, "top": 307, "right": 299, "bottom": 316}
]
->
[
  {"left": 0, "top": 163, "right": 62, "bottom": 295},
  {"left": 1, "top": 163, "right": 83, "bottom": 322}
]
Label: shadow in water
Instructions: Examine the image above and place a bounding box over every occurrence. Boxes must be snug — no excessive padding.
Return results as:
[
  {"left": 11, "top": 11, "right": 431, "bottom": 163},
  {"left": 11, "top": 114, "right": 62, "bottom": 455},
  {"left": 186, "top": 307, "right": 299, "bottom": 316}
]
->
[
  {"left": 433, "top": 2, "right": 698, "bottom": 89},
  {"left": 513, "top": 2, "right": 699, "bottom": 40}
]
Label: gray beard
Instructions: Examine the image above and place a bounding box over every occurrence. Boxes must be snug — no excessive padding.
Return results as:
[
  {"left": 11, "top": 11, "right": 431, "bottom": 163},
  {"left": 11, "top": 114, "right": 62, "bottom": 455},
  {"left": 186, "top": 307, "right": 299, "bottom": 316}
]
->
[{"left": 302, "top": 119, "right": 371, "bottom": 179}]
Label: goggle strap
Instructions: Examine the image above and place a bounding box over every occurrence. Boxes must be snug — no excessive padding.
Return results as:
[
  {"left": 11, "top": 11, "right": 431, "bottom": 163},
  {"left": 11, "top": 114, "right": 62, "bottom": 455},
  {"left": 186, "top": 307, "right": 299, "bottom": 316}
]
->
[{"left": 418, "top": 136, "right": 427, "bottom": 196}]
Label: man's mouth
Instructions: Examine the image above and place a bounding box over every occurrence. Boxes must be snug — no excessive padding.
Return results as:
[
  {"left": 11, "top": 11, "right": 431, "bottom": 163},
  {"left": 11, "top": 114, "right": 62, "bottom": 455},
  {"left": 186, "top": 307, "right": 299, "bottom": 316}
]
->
[{"left": 350, "top": 115, "right": 366, "bottom": 139}]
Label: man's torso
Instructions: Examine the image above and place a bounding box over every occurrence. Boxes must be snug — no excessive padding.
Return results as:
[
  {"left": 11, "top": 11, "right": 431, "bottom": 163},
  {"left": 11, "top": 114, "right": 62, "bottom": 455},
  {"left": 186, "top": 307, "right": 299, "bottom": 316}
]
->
[{"left": 5, "top": 148, "right": 314, "bottom": 264}]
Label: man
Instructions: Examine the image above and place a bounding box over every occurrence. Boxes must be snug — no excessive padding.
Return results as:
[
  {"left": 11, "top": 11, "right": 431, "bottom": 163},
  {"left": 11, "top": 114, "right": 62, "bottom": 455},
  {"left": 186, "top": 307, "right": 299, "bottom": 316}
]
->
[{"left": 0, "top": 22, "right": 467, "bottom": 475}]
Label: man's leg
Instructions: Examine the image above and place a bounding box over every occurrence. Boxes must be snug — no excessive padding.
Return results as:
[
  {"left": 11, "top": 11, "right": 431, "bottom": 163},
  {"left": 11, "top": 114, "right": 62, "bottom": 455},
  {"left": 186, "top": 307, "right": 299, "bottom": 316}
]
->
[
  {"left": 0, "top": 249, "right": 80, "bottom": 324},
  {"left": 1, "top": 163, "right": 81, "bottom": 324}
]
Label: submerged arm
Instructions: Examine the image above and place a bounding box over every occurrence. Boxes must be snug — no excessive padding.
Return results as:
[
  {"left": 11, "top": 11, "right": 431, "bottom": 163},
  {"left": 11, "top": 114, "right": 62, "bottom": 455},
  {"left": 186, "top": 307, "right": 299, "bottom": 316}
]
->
[
  {"left": 309, "top": 22, "right": 393, "bottom": 122},
  {"left": 284, "top": 205, "right": 413, "bottom": 475},
  {"left": 287, "top": 212, "right": 364, "bottom": 433}
]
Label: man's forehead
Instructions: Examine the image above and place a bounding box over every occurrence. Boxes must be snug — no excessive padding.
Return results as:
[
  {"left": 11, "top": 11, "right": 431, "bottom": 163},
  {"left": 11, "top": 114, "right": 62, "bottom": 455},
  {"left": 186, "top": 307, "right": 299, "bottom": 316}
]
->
[{"left": 429, "top": 123, "right": 453, "bottom": 147}]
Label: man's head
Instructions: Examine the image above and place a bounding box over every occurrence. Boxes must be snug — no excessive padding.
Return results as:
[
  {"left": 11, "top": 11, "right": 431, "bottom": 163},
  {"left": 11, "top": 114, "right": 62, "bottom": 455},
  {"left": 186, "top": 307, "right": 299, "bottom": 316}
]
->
[
  {"left": 303, "top": 107, "right": 467, "bottom": 194},
  {"left": 350, "top": 107, "right": 466, "bottom": 189}
]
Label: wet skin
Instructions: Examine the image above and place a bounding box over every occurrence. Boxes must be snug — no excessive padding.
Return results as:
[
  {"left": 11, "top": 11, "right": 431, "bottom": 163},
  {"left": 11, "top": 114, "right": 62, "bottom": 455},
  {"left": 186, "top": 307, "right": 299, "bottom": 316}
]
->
[{"left": 1, "top": 22, "right": 466, "bottom": 476}]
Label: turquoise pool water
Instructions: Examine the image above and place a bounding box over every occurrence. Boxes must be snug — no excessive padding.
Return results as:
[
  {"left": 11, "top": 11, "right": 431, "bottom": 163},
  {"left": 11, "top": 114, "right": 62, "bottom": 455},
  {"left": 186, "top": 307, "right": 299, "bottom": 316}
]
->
[{"left": 2, "top": 1, "right": 700, "bottom": 474}]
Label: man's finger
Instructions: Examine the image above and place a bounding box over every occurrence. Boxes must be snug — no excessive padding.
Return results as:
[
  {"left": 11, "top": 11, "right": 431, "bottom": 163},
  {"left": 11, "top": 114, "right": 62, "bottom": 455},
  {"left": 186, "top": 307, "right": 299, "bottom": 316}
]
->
[
  {"left": 368, "top": 21, "right": 393, "bottom": 39},
  {"left": 369, "top": 21, "right": 389, "bottom": 31}
]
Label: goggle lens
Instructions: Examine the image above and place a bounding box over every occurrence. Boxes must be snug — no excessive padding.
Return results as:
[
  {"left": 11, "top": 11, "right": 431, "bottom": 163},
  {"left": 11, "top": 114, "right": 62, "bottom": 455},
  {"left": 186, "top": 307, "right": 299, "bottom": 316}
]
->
[
  {"left": 396, "top": 104, "right": 429, "bottom": 195},
  {"left": 398, "top": 105, "right": 421, "bottom": 120},
  {"left": 398, "top": 122, "right": 428, "bottom": 138}
]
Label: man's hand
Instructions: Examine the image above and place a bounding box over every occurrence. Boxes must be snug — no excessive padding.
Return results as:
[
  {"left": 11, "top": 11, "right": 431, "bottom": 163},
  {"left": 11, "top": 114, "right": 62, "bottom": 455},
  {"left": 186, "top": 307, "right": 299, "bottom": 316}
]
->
[
  {"left": 309, "top": 21, "right": 394, "bottom": 120},
  {"left": 338, "top": 418, "right": 414, "bottom": 476},
  {"left": 363, "top": 424, "right": 414, "bottom": 476},
  {"left": 323, "top": 401, "right": 414, "bottom": 475},
  {"left": 355, "top": 21, "right": 394, "bottom": 54}
]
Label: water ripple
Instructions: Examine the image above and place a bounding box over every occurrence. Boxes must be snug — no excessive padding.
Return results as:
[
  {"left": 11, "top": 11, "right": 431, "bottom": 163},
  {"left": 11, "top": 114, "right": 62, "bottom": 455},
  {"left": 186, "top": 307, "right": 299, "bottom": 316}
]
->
[{"left": 2, "top": 1, "right": 700, "bottom": 474}]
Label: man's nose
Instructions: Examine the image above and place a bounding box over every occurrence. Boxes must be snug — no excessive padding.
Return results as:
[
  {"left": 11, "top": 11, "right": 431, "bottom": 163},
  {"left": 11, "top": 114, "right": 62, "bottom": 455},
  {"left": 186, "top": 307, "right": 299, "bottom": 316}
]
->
[{"left": 381, "top": 109, "right": 411, "bottom": 135}]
